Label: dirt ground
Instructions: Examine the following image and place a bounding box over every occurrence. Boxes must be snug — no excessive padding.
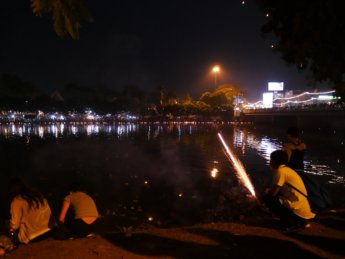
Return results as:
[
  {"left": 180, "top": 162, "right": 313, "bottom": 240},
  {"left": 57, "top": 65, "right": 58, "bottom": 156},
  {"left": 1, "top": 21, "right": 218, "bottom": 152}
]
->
[{"left": 3, "top": 208, "right": 345, "bottom": 259}]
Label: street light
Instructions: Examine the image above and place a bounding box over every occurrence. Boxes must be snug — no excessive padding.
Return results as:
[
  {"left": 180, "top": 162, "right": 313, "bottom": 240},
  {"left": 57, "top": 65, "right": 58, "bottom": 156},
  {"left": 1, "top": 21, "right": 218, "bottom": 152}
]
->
[{"left": 212, "top": 65, "right": 220, "bottom": 89}]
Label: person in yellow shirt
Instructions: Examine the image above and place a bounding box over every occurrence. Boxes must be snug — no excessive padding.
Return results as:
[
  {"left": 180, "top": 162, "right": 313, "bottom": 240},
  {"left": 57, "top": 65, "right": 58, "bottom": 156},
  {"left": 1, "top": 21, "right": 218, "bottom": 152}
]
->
[
  {"left": 263, "top": 150, "right": 315, "bottom": 233},
  {"left": 58, "top": 182, "right": 99, "bottom": 239},
  {"left": 8, "top": 178, "right": 53, "bottom": 245}
]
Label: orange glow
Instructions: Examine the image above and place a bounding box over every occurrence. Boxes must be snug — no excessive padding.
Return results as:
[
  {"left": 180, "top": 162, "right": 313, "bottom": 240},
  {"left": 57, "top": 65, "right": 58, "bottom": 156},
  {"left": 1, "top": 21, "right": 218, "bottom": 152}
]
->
[
  {"left": 218, "top": 133, "right": 256, "bottom": 197},
  {"left": 210, "top": 168, "right": 218, "bottom": 178},
  {"left": 212, "top": 66, "right": 220, "bottom": 73}
]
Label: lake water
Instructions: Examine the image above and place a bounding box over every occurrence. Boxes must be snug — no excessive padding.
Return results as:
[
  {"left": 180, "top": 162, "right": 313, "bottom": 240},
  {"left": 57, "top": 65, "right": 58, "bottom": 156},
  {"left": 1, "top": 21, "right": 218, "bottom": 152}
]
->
[{"left": 0, "top": 122, "right": 344, "bottom": 226}]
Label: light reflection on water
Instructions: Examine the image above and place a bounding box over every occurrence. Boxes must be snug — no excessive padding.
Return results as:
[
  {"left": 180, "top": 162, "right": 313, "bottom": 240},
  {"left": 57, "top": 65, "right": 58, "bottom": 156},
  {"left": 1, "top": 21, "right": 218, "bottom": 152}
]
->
[
  {"left": 0, "top": 123, "right": 141, "bottom": 138},
  {"left": 232, "top": 127, "right": 344, "bottom": 185},
  {"left": 0, "top": 122, "right": 343, "bottom": 186},
  {"left": 0, "top": 122, "right": 344, "bottom": 225}
]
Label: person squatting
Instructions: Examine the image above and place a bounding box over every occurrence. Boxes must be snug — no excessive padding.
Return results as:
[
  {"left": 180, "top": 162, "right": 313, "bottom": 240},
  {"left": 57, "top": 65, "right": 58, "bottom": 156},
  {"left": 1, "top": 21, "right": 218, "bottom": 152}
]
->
[{"left": 263, "top": 150, "right": 315, "bottom": 233}]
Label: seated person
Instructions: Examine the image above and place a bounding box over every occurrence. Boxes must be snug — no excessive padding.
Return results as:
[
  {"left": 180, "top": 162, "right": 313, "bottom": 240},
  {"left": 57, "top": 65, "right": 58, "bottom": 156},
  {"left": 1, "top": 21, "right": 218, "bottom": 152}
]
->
[
  {"left": 8, "top": 178, "right": 53, "bottom": 245},
  {"left": 263, "top": 150, "right": 315, "bottom": 232},
  {"left": 58, "top": 183, "right": 99, "bottom": 238},
  {"left": 0, "top": 235, "right": 15, "bottom": 256},
  {"left": 284, "top": 127, "right": 307, "bottom": 173}
]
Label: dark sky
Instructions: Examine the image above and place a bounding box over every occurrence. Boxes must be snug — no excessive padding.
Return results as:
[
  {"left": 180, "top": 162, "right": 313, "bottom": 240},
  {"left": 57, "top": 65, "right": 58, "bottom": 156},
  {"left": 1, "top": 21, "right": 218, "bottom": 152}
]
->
[{"left": 0, "top": 0, "right": 311, "bottom": 101}]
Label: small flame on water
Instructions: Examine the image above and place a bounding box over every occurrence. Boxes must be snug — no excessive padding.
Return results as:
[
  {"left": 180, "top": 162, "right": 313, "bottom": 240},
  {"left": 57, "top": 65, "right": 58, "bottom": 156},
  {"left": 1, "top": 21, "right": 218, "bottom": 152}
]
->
[
  {"left": 218, "top": 133, "right": 256, "bottom": 197},
  {"left": 210, "top": 168, "right": 218, "bottom": 178}
]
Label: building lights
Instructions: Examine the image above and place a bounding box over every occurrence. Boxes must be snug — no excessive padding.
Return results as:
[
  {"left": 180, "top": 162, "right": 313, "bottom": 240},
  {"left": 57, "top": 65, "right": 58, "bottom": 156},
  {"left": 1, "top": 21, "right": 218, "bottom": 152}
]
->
[{"left": 245, "top": 90, "right": 337, "bottom": 109}]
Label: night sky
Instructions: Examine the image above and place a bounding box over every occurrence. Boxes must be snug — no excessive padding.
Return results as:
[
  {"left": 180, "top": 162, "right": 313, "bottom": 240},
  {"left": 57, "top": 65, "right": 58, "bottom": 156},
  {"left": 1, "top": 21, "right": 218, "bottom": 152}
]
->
[{"left": 1, "top": 0, "right": 312, "bottom": 101}]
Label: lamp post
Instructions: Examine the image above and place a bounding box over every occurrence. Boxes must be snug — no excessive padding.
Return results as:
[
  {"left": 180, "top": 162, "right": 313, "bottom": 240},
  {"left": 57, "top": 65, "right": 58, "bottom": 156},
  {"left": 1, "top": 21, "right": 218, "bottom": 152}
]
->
[{"left": 212, "top": 65, "right": 220, "bottom": 89}]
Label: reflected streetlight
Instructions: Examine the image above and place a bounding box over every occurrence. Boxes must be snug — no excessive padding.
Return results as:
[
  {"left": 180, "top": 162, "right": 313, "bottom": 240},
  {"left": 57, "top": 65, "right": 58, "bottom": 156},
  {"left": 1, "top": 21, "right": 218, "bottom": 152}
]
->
[{"left": 212, "top": 65, "right": 220, "bottom": 89}]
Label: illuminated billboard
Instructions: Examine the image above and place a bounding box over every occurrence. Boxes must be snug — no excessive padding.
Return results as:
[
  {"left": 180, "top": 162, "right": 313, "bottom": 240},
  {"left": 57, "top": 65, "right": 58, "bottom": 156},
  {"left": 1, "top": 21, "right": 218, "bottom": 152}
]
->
[
  {"left": 263, "top": 92, "right": 273, "bottom": 108},
  {"left": 268, "top": 82, "right": 284, "bottom": 91}
]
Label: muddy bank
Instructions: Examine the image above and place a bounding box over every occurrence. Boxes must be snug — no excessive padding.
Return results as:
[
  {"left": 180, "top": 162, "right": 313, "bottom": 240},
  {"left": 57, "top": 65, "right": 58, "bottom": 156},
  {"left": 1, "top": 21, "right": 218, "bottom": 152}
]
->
[{"left": 4, "top": 208, "right": 345, "bottom": 259}]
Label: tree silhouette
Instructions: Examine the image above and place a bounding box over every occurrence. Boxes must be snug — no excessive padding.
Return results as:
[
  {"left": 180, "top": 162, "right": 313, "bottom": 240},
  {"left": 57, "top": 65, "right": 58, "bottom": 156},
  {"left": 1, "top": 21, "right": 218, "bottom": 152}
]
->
[
  {"left": 0, "top": 74, "right": 41, "bottom": 110},
  {"left": 0, "top": 74, "right": 40, "bottom": 99},
  {"left": 200, "top": 84, "right": 245, "bottom": 107},
  {"left": 260, "top": 0, "right": 345, "bottom": 98},
  {"left": 30, "top": 0, "right": 93, "bottom": 39}
]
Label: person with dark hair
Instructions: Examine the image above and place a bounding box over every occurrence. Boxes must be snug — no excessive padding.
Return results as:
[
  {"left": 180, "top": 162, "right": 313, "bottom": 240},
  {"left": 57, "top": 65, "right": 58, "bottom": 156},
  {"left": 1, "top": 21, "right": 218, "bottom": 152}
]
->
[
  {"left": 263, "top": 150, "right": 315, "bottom": 233},
  {"left": 7, "top": 178, "right": 53, "bottom": 245},
  {"left": 58, "top": 182, "right": 99, "bottom": 239},
  {"left": 284, "top": 127, "right": 307, "bottom": 173},
  {"left": 0, "top": 235, "right": 15, "bottom": 256}
]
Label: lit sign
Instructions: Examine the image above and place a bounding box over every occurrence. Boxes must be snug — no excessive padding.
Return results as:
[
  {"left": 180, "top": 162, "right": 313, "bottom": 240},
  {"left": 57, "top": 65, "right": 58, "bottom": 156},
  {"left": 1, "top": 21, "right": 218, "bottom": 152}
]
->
[
  {"left": 268, "top": 82, "right": 284, "bottom": 91},
  {"left": 263, "top": 92, "right": 273, "bottom": 108}
]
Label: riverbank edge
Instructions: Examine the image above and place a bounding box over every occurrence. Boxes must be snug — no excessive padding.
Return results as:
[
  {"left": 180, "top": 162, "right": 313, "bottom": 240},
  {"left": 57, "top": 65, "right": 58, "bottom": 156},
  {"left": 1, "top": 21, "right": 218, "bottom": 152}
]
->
[{"left": 4, "top": 208, "right": 345, "bottom": 259}]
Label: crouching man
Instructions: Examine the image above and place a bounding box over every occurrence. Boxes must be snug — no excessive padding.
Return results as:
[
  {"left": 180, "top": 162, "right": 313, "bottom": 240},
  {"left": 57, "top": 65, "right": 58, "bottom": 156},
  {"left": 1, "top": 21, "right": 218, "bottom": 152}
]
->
[
  {"left": 57, "top": 182, "right": 99, "bottom": 239},
  {"left": 263, "top": 150, "right": 315, "bottom": 233}
]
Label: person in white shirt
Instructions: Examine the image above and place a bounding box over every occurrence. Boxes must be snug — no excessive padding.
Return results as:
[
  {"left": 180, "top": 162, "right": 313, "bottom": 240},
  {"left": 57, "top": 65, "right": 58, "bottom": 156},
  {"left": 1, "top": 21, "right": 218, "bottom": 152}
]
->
[
  {"left": 8, "top": 178, "right": 53, "bottom": 245},
  {"left": 58, "top": 182, "right": 99, "bottom": 238}
]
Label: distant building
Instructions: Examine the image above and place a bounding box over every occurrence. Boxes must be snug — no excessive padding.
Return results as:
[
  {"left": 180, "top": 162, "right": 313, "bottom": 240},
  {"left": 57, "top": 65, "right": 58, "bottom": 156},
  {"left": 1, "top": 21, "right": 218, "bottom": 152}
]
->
[{"left": 244, "top": 89, "right": 339, "bottom": 110}]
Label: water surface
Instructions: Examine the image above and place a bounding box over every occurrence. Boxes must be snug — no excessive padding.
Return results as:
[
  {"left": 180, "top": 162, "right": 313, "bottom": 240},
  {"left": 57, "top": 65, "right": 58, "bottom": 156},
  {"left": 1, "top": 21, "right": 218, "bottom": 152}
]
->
[{"left": 0, "top": 122, "right": 344, "bottom": 226}]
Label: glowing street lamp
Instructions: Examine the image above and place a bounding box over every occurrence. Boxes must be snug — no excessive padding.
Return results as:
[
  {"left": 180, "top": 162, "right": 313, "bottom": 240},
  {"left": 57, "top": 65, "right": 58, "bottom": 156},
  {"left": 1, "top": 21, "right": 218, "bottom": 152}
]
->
[{"left": 212, "top": 65, "right": 220, "bottom": 89}]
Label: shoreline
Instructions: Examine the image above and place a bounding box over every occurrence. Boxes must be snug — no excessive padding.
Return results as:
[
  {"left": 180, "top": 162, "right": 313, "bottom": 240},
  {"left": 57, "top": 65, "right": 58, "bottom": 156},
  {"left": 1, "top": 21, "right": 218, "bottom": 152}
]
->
[{"left": 3, "top": 208, "right": 345, "bottom": 259}]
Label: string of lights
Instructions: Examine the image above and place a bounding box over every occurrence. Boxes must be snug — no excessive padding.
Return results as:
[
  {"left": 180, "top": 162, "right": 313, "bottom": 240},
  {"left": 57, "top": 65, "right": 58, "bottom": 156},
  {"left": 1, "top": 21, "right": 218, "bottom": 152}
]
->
[{"left": 245, "top": 90, "right": 336, "bottom": 109}]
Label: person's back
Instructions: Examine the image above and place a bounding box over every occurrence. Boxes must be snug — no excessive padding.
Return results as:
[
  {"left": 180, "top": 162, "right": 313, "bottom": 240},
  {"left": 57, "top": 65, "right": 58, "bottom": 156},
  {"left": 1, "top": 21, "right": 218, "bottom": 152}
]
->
[
  {"left": 58, "top": 183, "right": 99, "bottom": 238},
  {"left": 8, "top": 178, "right": 52, "bottom": 244},
  {"left": 263, "top": 150, "right": 315, "bottom": 233},
  {"left": 274, "top": 165, "right": 314, "bottom": 219},
  {"left": 65, "top": 191, "right": 99, "bottom": 221},
  {"left": 10, "top": 196, "right": 51, "bottom": 244},
  {"left": 285, "top": 141, "right": 306, "bottom": 171}
]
